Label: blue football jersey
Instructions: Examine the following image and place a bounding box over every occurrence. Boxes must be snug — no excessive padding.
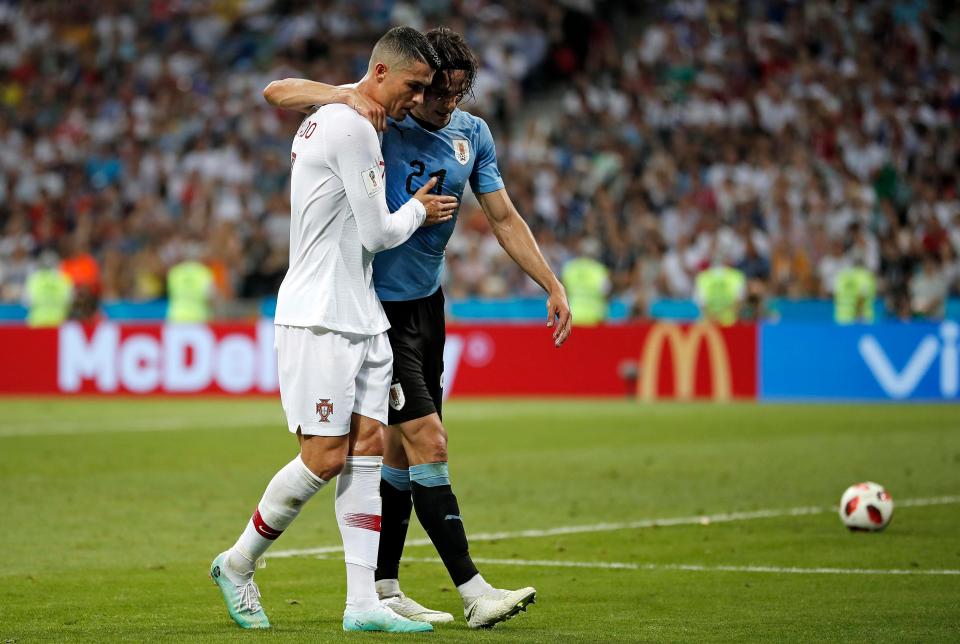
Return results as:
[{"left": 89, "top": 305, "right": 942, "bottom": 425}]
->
[{"left": 373, "top": 109, "right": 504, "bottom": 301}]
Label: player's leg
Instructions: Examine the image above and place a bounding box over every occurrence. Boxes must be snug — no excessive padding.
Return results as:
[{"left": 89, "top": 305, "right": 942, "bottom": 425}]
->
[
  {"left": 397, "top": 289, "right": 535, "bottom": 628},
  {"left": 400, "top": 415, "right": 536, "bottom": 628},
  {"left": 339, "top": 331, "right": 432, "bottom": 633},
  {"left": 374, "top": 296, "right": 421, "bottom": 595},
  {"left": 224, "top": 433, "right": 348, "bottom": 578},
  {"left": 372, "top": 292, "right": 453, "bottom": 623},
  {"left": 210, "top": 325, "right": 355, "bottom": 629},
  {"left": 336, "top": 413, "right": 384, "bottom": 616},
  {"left": 374, "top": 425, "right": 454, "bottom": 623},
  {"left": 210, "top": 443, "right": 335, "bottom": 629},
  {"left": 375, "top": 424, "right": 411, "bottom": 592}
]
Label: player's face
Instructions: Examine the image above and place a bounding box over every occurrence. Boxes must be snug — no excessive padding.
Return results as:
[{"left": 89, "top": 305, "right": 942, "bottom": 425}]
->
[
  {"left": 414, "top": 70, "right": 468, "bottom": 127},
  {"left": 382, "top": 61, "right": 434, "bottom": 120}
]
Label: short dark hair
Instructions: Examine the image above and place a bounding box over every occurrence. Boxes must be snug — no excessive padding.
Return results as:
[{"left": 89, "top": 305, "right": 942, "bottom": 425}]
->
[
  {"left": 426, "top": 27, "right": 478, "bottom": 97},
  {"left": 372, "top": 26, "right": 441, "bottom": 71}
]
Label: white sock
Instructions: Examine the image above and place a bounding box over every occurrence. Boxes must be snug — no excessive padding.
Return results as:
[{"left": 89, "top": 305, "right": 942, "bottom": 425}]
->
[
  {"left": 345, "top": 563, "right": 377, "bottom": 611},
  {"left": 226, "top": 455, "right": 327, "bottom": 583},
  {"left": 335, "top": 455, "right": 383, "bottom": 612},
  {"left": 376, "top": 578, "right": 401, "bottom": 599},
  {"left": 457, "top": 573, "right": 496, "bottom": 606}
]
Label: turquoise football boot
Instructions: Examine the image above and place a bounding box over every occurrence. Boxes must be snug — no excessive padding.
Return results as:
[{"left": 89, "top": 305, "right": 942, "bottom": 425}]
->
[
  {"left": 342, "top": 604, "right": 434, "bottom": 633},
  {"left": 210, "top": 551, "right": 271, "bottom": 629}
]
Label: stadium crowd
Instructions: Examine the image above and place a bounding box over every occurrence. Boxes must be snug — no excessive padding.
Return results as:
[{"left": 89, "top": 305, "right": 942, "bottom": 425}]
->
[{"left": 0, "top": 0, "right": 958, "bottom": 321}]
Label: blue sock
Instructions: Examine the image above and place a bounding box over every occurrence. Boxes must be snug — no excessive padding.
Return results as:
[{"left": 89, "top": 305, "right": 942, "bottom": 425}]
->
[
  {"left": 409, "top": 462, "right": 478, "bottom": 586},
  {"left": 381, "top": 464, "right": 411, "bottom": 491},
  {"left": 409, "top": 462, "right": 450, "bottom": 487},
  {"left": 376, "top": 465, "right": 412, "bottom": 582}
]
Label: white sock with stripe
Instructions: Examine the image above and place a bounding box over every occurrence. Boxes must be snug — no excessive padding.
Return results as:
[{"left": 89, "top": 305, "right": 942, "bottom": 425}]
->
[
  {"left": 335, "top": 455, "right": 383, "bottom": 612},
  {"left": 226, "top": 455, "right": 327, "bottom": 583}
]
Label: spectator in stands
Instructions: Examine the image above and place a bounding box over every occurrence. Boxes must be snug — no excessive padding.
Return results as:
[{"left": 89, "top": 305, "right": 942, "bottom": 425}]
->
[
  {"left": 660, "top": 233, "right": 696, "bottom": 299},
  {"left": 909, "top": 253, "right": 949, "bottom": 319},
  {"left": 60, "top": 237, "right": 101, "bottom": 322},
  {"left": 0, "top": 239, "right": 34, "bottom": 303},
  {"left": 818, "top": 239, "right": 850, "bottom": 299}
]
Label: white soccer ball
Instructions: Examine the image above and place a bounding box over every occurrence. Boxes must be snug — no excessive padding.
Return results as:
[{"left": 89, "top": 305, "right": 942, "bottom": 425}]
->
[{"left": 839, "top": 482, "right": 894, "bottom": 531}]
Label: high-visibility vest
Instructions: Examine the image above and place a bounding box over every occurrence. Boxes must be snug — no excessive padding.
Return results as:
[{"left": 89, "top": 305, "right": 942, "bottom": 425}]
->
[
  {"left": 167, "top": 261, "right": 214, "bottom": 322},
  {"left": 26, "top": 269, "right": 73, "bottom": 327},
  {"left": 562, "top": 257, "right": 609, "bottom": 326},
  {"left": 695, "top": 267, "right": 746, "bottom": 327},
  {"left": 834, "top": 266, "right": 876, "bottom": 323}
]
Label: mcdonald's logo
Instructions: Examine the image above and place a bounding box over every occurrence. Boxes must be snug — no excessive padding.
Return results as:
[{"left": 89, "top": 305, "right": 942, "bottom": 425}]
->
[{"left": 638, "top": 323, "right": 732, "bottom": 401}]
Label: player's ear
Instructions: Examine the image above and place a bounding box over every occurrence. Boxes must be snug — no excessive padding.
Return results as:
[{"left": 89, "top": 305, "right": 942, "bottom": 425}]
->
[{"left": 374, "top": 61, "right": 388, "bottom": 81}]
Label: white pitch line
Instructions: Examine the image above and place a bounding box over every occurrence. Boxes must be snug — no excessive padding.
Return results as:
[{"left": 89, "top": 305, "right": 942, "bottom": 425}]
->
[
  {"left": 305, "top": 555, "right": 960, "bottom": 576},
  {"left": 0, "top": 416, "right": 277, "bottom": 438},
  {"left": 269, "top": 494, "right": 960, "bottom": 559},
  {"left": 391, "top": 556, "right": 640, "bottom": 571},
  {"left": 651, "top": 564, "right": 960, "bottom": 576}
]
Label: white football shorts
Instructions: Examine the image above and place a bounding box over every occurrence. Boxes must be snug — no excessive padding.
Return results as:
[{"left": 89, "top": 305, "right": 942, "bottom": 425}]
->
[{"left": 275, "top": 325, "right": 393, "bottom": 436}]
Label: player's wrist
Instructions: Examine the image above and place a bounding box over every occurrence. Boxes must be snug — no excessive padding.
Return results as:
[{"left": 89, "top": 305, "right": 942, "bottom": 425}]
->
[
  {"left": 546, "top": 279, "right": 565, "bottom": 296},
  {"left": 408, "top": 197, "right": 427, "bottom": 224}
]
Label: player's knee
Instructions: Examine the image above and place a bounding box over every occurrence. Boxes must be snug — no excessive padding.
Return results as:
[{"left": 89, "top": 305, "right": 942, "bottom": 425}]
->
[
  {"left": 422, "top": 425, "right": 448, "bottom": 462},
  {"left": 353, "top": 428, "right": 384, "bottom": 456},
  {"left": 350, "top": 415, "right": 384, "bottom": 457},
  {"left": 383, "top": 434, "right": 408, "bottom": 468},
  {"left": 430, "top": 447, "right": 448, "bottom": 462},
  {"left": 299, "top": 450, "right": 346, "bottom": 481},
  {"left": 305, "top": 458, "right": 344, "bottom": 481},
  {"left": 400, "top": 416, "right": 447, "bottom": 463}
]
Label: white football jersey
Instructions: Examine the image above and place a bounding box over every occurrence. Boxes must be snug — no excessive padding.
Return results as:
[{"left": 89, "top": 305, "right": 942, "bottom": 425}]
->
[{"left": 275, "top": 103, "right": 426, "bottom": 334}]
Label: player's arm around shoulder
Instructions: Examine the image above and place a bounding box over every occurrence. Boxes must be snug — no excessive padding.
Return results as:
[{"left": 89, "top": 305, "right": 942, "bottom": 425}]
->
[
  {"left": 477, "top": 188, "right": 572, "bottom": 347},
  {"left": 263, "top": 78, "right": 386, "bottom": 131}
]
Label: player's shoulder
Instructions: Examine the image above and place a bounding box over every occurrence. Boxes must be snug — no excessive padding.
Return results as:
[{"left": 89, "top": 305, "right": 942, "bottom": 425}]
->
[
  {"left": 317, "top": 104, "right": 376, "bottom": 137},
  {"left": 317, "top": 103, "right": 368, "bottom": 126},
  {"left": 450, "top": 108, "right": 487, "bottom": 130},
  {"left": 451, "top": 109, "right": 494, "bottom": 144}
]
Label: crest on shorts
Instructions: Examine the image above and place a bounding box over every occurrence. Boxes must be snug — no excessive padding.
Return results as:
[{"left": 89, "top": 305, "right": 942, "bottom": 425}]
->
[
  {"left": 452, "top": 139, "right": 470, "bottom": 165},
  {"left": 316, "top": 398, "right": 334, "bottom": 422},
  {"left": 389, "top": 382, "right": 405, "bottom": 410}
]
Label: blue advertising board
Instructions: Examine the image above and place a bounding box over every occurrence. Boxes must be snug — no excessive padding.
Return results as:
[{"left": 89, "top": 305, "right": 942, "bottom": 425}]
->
[{"left": 760, "top": 321, "right": 959, "bottom": 401}]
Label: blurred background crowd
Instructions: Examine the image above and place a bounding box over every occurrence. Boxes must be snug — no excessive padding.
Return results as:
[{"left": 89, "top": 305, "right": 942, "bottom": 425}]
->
[{"left": 1, "top": 0, "right": 958, "bottom": 324}]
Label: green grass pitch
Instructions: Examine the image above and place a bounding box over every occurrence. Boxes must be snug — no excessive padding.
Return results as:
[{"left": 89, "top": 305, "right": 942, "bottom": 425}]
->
[{"left": 1, "top": 399, "right": 958, "bottom": 642}]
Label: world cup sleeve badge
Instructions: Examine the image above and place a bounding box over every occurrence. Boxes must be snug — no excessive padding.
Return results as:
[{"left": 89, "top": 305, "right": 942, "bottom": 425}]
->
[
  {"left": 452, "top": 139, "right": 470, "bottom": 165},
  {"left": 362, "top": 163, "right": 384, "bottom": 197}
]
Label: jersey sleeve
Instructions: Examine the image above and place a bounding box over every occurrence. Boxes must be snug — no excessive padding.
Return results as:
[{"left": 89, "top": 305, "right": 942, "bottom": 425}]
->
[
  {"left": 325, "top": 110, "right": 426, "bottom": 253},
  {"left": 469, "top": 117, "right": 505, "bottom": 195}
]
